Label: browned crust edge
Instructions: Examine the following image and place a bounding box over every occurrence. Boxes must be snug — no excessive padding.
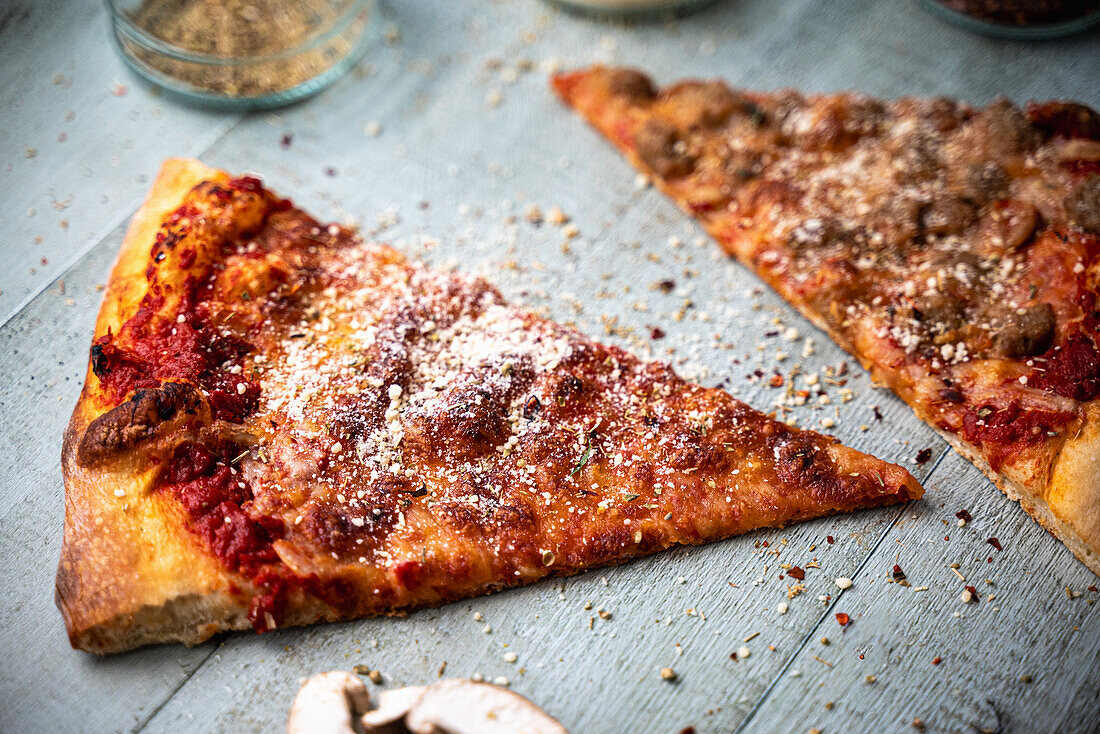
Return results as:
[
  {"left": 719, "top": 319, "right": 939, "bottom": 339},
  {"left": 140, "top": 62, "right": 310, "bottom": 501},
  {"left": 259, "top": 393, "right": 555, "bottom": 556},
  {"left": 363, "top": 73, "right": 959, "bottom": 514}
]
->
[{"left": 56, "top": 159, "right": 277, "bottom": 653}]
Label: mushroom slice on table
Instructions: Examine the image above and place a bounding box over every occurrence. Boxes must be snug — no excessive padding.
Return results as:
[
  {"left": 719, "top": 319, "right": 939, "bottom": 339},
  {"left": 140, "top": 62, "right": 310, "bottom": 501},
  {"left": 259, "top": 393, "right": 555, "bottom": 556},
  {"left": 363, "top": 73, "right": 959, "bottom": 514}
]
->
[
  {"left": 288, "top": 673, "right": 569, "bottom": 734},
  {"left": 287, "top": 671, "right": 372, "bottom": 734},
  {"left": 403, "top": 679, "right": 569, "bottom": 734}
]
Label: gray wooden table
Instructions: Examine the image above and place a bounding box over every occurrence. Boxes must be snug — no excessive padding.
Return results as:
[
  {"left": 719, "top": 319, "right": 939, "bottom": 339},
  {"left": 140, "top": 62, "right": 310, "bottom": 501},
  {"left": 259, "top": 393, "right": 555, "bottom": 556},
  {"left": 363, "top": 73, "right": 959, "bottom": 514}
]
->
[{"left": 2, "top": 1, "right": 1099, "bottom": 732}]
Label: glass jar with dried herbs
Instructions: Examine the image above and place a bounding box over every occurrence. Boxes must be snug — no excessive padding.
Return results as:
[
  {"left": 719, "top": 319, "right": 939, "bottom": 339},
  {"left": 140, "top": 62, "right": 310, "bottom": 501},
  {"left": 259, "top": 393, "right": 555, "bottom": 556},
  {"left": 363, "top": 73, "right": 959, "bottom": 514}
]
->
[{"left": 107, "top": 0, "right": 376, "bottom": 109}]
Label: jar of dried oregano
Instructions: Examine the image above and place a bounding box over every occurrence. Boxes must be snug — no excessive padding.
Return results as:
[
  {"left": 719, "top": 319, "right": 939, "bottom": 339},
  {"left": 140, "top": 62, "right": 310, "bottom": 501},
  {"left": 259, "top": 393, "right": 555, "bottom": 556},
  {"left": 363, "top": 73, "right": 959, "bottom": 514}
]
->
[{"left": 106, "top": 0, "right": 376, "bottom": 109}]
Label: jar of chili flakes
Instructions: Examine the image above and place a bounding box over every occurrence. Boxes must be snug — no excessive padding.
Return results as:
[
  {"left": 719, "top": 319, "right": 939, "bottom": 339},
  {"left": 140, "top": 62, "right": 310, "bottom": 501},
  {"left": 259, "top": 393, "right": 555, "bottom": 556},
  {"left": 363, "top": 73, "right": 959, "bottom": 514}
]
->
[
  {"left": 919, "top": 0, "right": 1100, "bottom": 39},
  {"left": 106, "top": 0, "right": 377, "bottom": 110}
]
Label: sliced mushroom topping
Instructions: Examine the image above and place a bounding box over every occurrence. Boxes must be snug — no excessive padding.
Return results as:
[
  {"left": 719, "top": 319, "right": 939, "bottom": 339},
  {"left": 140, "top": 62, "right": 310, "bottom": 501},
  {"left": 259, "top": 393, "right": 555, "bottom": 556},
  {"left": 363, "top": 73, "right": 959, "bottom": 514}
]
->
[
  {"left": 668, "top": 80, "right": 741, "bottom": 129},
  {"left": 1066, "top": 174, "right": 1100, "bottom": 233},
  {"left": 1055, "top": 138, "right": 1100, "bottom": 163},
  {"left": 403, "top": 680, "right": 569, "bottom": 734},
  {"left": 975, "top": 99, "right": 1038, "bottom": 156},
  {"left": 911, "top": 290, "right": 967, "bottom": 337},
  {"left": 990, "top": 303, "right": 1056, "bottom": 359},
  {"left": 962, "top": 161, "right": 1009, "bottom": 202},
  {"left": 605, "top": 68, "right": 656, "bottom": 102},
  {"left": 288, "top": 671, "right": 372, "bottom": 734},
  {"left": 978, "top": 200, "right": 1039, "bottom": 255},
  {"left": 920, "top": 196, "right": 977, "bottom": 238},
  {"left": 634, "top": 119, "right": 696, "bottom": 179}
]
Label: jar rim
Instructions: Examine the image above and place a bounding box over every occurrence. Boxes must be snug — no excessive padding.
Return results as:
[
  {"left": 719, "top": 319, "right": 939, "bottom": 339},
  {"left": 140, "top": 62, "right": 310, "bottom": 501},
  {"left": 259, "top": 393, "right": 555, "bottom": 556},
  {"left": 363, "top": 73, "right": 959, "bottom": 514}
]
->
[{"left": 104, "top": 0, "right": 372, "bottom": 66}]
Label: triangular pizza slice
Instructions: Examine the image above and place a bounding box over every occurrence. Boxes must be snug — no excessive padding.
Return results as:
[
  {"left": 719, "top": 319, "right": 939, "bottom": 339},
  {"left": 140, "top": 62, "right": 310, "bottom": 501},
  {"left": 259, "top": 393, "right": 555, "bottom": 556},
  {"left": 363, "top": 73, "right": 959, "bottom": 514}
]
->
[
  {"left": 554, "top": 65, "right": 1100, "bottom": 575},
  {"left": 58, "top": 159, "right": 921, "bottom": 653}
]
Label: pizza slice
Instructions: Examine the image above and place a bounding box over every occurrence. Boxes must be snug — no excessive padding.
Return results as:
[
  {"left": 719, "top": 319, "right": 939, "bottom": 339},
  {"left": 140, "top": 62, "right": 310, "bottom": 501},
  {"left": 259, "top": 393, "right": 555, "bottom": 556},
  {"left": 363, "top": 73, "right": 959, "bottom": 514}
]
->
[
  {"left": 554, "top": 66, "right": 1100, "bottom": 575},
  {"left": 57, "top": 158, "right": 922, "bottom": 653}
]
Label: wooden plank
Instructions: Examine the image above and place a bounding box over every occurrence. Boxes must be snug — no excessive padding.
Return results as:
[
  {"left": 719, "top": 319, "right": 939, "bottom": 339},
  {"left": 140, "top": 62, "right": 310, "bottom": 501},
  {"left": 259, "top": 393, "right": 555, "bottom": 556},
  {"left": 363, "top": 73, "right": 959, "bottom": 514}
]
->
[
  {"left": 0, "top": 0, "right": 242, "bottom": 325},
  {"left": 0, "top": 0, "right": 1097, "bottom": 732},
  {"left": 741, "top": 448, "right": 1100, "bottom": 734}
]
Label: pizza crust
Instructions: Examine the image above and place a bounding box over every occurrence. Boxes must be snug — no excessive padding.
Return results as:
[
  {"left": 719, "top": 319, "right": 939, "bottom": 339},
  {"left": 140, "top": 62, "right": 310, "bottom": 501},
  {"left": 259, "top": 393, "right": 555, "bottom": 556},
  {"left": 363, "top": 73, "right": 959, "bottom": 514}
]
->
[{"left": 56, "top": 160, "right": 336, "bottom": 652}]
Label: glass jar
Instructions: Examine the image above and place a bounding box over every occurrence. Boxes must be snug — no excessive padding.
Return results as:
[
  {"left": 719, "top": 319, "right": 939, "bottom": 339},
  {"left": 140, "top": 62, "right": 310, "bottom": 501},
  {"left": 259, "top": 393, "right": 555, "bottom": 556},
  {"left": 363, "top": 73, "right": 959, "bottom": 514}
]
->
[
  {"left": 106, "top": 0, "right": 377, "bottom": 110},
  {"left": 545, "top": 0, "right": 721, "bottom": 17},
  {"left": 917, "top": 0, "right": 1100, "bottom": 39}
]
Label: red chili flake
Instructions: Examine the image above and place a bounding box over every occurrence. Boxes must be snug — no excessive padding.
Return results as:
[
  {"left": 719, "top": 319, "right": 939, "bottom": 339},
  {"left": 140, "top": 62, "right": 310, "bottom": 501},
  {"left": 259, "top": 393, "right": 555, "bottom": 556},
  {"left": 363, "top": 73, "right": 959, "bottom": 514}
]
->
[
  {"left": 915, "top": 448, "right": 933, "bottom": 465},
  {"left": 826, "top": 536, "right": 835, "bottom": 544},
  {"left": 987, "top": 557, "right": 993, "bottom": 563},
  {"left": 650, "top": 327, "right": 666, "bottom": 340},
  {"left": 280, "top": 133, "right": 293, "bottom": 148},
  {"left": 955, "top": 510, "right": 973, "bottom": 523},
  {"left": 931, "top": 656, "right": 942, "bottom": 665},
  {"left": 944, "top": 535, "right": 950, "bottom": 541},
  {"left": 965, "top": 585, "right": 979, "bottom": 602},
  {"left": 835, "top": 612, "right": 850, "bottom": 626},
  {"left": 678, "top": 728, "right": 697, "bottom": 734},
  {"left": 1089, "top": 586, "right": 1098, "bottom": 593},
  {"left": 987, "top": 537, "right": 1002, "bottom": 551},
  {"left": 892, "top": 564, "right": 906, "bottom": 581},
  {"left": 788, "top": 566, "right": 806, "bottom": 580},
  {"left": 761, "top": 540, "right": 769, "bottom": 548},
  {"left": 769, "top": 373, "right": 785, "bottom": 388}
]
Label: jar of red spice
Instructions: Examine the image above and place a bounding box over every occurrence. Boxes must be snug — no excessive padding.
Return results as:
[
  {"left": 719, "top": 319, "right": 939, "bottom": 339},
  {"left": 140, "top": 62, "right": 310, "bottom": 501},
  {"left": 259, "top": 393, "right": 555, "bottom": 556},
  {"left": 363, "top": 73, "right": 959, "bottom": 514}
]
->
[{"left": 919, "top": 0, "right": 1100, "bottom": 38}]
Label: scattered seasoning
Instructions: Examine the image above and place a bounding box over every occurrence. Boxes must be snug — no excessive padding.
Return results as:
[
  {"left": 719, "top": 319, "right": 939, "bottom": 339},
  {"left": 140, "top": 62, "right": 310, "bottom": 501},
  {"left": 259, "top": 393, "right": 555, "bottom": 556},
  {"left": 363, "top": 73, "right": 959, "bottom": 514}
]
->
[
  {"left": 812, "top": 655, "right": 833, "bottom": 668},
  {"left": 912, "top": 718, "right": 926, "bottom": 730},
  {"left": 865, "top": 675, "right": 876, "bottom": 683},
  {"left": 826, "top": 536, "right": 835, "bottom": 544},
  {"left": 956, "top": 510, "right": 973, "bottom": 523},
  {"left": 960, "top": 586, "right": 977, "bottom": 604},
  {"left": 892, "top": 564, "right": 907, "bottom": 581},
  {"left": 788, "top": 566, "right": 806, "bottom": 581},
  {"left": 914, "top": 448, "right": 933, "bottom": 465},
  {"left": 1020, "top": 674, "right": 1032, "bottom": 684},
  {"left": 987, "top": 537, "right": 1002, "bottom": 551},
  {"left": 931, "top": 656, "right": 942, "bottom": 665},
  {"left": 835, "top": 613, "right": 850, "bottom": 626},
  {"left": 736, "top": 645, "right": 751, "bottom": 659},
  {"left": 660, "top": 667, "right": 677, "bottom": 681},
  {"left": 835, "top": 577, "right": 853, "bottom": 590},
  {"left": 353, "top": 664, "right": 370, "bottom": 675}
]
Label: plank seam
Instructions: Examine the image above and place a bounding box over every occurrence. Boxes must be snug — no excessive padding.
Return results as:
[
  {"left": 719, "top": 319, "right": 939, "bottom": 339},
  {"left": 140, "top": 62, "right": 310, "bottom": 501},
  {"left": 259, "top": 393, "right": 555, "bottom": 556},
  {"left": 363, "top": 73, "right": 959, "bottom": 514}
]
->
[
  {"left": 735, "top": 446, "right": 954, "bottom": 732},
  {"left": 131, "top": 644, "right": 222, "bottom": 733}
]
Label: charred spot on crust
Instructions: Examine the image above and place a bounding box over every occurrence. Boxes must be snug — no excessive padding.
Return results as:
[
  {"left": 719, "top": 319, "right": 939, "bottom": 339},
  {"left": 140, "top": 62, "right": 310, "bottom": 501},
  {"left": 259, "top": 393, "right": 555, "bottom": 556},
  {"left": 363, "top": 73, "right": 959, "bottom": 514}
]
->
[
  {"left": 77, "top": 382, "right": 202, "bottom": 465},
  {"left": 634, "top": 119, "right": 697, "bottom": 179},
  {"left": 990, "top": 303, "right": 1056, "bottom": 359}
]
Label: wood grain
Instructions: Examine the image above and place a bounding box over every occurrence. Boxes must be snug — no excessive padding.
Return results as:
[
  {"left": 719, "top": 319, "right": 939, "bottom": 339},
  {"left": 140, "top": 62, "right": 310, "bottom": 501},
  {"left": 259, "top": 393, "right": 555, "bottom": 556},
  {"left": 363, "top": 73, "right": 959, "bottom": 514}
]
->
[{"left": 0, "top": 0, "right": 1097, "bottom": 732}]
